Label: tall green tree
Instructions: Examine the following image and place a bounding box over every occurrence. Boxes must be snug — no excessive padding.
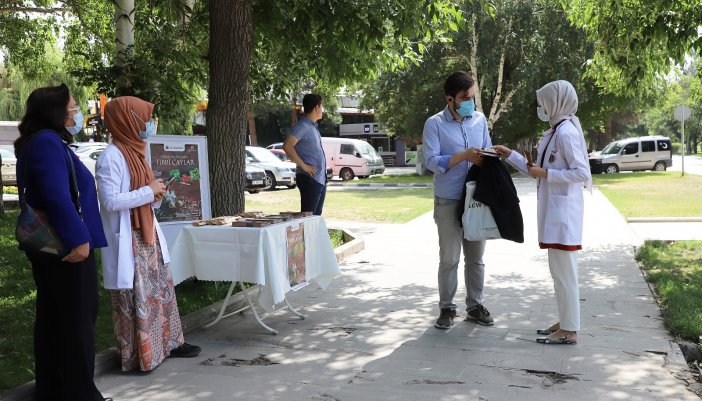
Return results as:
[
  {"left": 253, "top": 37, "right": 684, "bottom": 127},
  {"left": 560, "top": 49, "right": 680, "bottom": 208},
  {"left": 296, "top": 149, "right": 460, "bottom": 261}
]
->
[
  {"left": 362, "top": 0, "right": 642, "bottom": 150},
  {"left": 640, "top": 59, "right": 702, "bottom": 153},
  {"left": 207, "top": 0, "right": 463, "bottom": 216},
  {"left": 63, "top": 0, "right": 209, "bottom": 134},
  {"left": 563, "top": 0, "right": 702, "bottom": 95},
  {"left": 3, "top": 1, "right": 469, "bottom": 216},
  {"left": 0, "top": 46, "right": 93, "bottom": 121},
  {"left": 0, "top": 1, "right": 67, "bottom": 78}
]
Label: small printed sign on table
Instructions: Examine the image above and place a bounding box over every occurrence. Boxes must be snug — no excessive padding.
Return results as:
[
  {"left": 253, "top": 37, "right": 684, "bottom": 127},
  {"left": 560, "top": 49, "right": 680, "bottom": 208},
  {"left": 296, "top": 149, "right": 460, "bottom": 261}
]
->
[{"left": 286, "top": 222, "right": 307, "bottom": 290}]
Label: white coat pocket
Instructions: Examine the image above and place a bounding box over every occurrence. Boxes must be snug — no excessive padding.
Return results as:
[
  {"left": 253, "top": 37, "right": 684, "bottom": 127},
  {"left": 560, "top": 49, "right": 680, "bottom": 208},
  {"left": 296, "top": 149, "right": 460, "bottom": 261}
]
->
[{"left": 544, "top": 194, "right": 569, "bottom": 239}]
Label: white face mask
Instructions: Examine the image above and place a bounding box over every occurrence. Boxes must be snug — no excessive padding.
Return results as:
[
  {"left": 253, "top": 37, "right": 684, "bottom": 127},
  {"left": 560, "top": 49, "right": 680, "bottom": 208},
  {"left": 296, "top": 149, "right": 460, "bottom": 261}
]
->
[
  {"left": 537, "top": 106, "right": 550, "bottom": 122},
  {"left": 66, "top": 109, "right": 84, "bottom": 136}
]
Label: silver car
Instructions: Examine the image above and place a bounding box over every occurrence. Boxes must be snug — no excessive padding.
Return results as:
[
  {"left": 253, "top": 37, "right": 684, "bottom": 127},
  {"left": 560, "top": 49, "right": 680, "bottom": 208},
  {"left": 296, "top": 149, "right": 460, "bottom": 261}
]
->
[{"left": 245, "top": 146, "right": 297, "bottom": 189}]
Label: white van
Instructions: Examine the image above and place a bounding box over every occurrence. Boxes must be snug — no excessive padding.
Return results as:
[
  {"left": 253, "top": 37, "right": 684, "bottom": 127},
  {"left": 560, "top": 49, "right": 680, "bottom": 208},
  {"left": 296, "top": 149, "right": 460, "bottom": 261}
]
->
[
  {"left": 589, "top": 135, "right": 673, "bottom": 174},
  {"left": 321, "top": 137, "right": 385, "bottom": 180}
]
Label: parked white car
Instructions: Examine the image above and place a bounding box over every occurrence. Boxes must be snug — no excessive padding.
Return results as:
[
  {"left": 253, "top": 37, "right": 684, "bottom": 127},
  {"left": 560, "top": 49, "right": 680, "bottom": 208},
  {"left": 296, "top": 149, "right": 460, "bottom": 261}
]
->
[
  {"left": 69, "top": 142, "right": 108, "bottom": 176},
  {"left": 321, "top": 137, "right": 385, "bottom": 180},
  {"left": 266, "top": 142, "right": 284, "bottom": 150},
  {"left": 0, "top": 147, "right": 17, "bottom": 186},
  {"left": 589, "top": 136, "right": 672, "bottom": 174},
  {"left": 245, "top": 146, "right": 297, "bottom": 189},
  {"left": 77, "top": 148, "right": 105, "bottom": 176}
]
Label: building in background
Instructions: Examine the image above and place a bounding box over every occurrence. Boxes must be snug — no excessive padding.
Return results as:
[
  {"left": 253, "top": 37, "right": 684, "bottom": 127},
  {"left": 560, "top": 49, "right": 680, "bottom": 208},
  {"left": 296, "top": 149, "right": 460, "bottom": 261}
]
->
[{"left": 336, "top": 94, "right": 408, "bottom": 166}]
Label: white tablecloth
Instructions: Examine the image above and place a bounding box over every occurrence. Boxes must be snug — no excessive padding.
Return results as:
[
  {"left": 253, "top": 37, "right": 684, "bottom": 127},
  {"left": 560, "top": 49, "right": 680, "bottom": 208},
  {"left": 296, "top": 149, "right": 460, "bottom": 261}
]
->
[{"left": 169, "top": 216, "right": 340, "bottom": 312}]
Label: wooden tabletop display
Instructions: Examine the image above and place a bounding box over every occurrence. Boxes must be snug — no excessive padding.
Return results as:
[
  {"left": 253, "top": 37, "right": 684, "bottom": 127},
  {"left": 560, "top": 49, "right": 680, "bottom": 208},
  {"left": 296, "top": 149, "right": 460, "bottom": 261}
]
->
[{"left": 192, "top": 216, "right": 241, "bottom": 226}]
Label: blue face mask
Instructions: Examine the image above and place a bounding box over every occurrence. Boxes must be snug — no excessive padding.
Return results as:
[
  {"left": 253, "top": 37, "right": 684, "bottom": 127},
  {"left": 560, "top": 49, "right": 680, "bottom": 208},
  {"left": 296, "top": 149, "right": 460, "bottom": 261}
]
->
[
  {"left": 139, "top": 120, "right": 157, "bottom": 139},
  {"left": 537, "top": 106, "right": 550, "bottom": 122},
  {"left": 455, "top": 100, "right": 475, "bottom": 117},
  {"left": 131, "top": 110, "right": 157, "bottom": 139},
  {"left": 66, "top": 110, "right": 83, "bottom": 136}
]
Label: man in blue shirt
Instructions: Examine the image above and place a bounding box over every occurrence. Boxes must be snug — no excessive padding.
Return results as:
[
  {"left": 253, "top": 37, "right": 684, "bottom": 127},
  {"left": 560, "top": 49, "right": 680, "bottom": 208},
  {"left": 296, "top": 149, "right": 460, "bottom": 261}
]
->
[
  {"left": 283, "top": 94, "right": 327, "bottom": 215},
  {"left": 423, "top": 71, "right": 494, "bottom": 329}
]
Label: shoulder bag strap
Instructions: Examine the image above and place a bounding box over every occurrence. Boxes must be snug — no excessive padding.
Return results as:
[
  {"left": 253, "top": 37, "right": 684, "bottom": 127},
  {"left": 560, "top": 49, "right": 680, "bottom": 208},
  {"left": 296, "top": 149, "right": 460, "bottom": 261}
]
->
[
  {"left": 64, "top": 146, "right": 82, "bottom": 216},
  {"left": 538, "top": 119, "right": 568, "bottom": 168}
]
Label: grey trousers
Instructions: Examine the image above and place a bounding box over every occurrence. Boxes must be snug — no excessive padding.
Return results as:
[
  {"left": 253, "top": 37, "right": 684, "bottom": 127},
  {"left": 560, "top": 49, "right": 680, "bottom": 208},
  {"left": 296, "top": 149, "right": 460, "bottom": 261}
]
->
[{"left": 433, "top": 196, "right": 486, "bottom": 311}]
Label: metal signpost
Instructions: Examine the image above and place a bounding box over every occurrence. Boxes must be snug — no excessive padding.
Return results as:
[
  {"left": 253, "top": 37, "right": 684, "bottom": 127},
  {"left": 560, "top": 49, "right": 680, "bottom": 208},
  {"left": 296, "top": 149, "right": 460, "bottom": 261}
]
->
[{"left": 674, "top": 105, "right": 691, "bottom": 176}]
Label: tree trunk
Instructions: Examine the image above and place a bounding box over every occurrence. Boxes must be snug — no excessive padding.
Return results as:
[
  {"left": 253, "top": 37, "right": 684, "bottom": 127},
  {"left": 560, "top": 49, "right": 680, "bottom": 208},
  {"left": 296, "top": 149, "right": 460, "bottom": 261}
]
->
[
  {"left": 468, "top": 23, "right": 483, "bottom": 114},
  {"left": 484, "top": 19, "right": 516, "bottom": 132},
  {"left": 291, "top": 96, "right": 298, "bottom": 127},
  {"left": 208, "top": 0, "right": 252, "bottom": 216},
  {"left": 247, "top": 110, "right": 257, "bottom": 146},
  {"left": 114, "top": 0, "right": 135, "bottom": 94}
]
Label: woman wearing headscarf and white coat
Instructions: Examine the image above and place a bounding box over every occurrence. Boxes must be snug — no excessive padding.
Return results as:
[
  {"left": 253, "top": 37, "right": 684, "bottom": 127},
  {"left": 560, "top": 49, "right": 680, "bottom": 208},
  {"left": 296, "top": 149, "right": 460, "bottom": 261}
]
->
[
  {"left": 96, "top": 96, "right": 200, "bottom": 372},
  {"left": 493, "top": 80, "right": 591, "bottom": 345}
]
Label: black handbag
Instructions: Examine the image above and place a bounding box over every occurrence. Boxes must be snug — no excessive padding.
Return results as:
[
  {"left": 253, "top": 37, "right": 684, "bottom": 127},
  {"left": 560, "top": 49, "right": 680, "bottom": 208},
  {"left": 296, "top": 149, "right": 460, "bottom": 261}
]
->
[{"left": 15, "top": 139, "right": 81, "bottom": 257}]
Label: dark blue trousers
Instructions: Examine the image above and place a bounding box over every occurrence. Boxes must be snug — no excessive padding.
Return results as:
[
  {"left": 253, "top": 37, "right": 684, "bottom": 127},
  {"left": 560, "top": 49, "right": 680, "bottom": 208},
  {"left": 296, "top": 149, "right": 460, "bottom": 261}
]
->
[{"left": 296, "top": 173, "right": 327, "bottom": 215}]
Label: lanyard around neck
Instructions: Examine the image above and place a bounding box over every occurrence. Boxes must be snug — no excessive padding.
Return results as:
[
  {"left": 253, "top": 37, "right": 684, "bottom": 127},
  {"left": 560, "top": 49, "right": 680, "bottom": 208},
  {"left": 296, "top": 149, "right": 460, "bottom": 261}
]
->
[{"left": 539, "top": 119, "right": 567, "bottom": 168}]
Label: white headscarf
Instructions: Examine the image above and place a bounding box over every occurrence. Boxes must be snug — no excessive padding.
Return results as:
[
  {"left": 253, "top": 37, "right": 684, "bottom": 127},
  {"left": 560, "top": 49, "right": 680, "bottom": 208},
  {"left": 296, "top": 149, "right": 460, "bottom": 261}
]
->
[{"left": 536, "top": 80, "right": 592, "bottom": 192}]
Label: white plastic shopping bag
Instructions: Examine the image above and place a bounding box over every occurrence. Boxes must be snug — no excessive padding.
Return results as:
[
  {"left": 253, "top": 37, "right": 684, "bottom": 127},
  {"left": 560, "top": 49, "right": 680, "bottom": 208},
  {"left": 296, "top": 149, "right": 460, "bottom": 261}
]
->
[{"left": 462, "top": 181, "right": 501, "bottom": 241}]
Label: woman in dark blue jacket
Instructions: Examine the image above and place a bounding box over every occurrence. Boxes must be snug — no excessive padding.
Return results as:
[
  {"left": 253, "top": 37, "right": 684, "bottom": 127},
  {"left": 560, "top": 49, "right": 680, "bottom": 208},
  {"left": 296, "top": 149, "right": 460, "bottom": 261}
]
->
[{"left": 15, "top": 84, "right": 112, "bottom": 401}]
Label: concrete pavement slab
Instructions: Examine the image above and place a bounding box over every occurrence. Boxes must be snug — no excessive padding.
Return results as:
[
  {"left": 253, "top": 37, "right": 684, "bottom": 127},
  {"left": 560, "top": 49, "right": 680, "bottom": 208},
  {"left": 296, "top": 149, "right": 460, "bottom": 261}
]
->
[{"left": 93, "top": 177, "right": 697, "bottom": 401}]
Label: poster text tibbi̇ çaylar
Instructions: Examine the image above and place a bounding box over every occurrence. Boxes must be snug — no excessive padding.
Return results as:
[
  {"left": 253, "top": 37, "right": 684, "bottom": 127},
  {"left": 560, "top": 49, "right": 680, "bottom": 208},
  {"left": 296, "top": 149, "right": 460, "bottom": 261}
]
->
[{"left": 150, "top": 143, "right": 203, "bottom": 223}]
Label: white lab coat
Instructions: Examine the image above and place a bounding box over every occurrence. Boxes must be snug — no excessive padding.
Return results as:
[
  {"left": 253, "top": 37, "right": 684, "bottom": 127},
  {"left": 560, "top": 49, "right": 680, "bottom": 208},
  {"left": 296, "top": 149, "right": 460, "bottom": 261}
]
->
[
  {"left": 96, "top": 144, "right": 170, "bottom": 290},
  {"left": 505, "top": 120, "right": 591, "bottom": 246}
]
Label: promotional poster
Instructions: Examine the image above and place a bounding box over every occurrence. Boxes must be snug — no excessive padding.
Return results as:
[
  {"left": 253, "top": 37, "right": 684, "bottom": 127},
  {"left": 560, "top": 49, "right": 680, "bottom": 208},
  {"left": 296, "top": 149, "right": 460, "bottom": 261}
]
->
[
  {"left": 286, "top": 222, "right": 307, "bottom": 290},
  {"left": 150, "top": 142, "right": 203, "bottom": 222}
]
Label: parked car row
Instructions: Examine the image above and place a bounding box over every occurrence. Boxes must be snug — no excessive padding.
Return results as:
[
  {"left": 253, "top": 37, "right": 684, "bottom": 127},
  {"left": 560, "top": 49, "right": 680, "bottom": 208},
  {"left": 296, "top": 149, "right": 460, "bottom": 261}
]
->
[
  {"left": 4, "top": 140, "right": 334, "bottom": 195},
  {"left": 245, "top": 146, "right": 297, "bottom": 189}
]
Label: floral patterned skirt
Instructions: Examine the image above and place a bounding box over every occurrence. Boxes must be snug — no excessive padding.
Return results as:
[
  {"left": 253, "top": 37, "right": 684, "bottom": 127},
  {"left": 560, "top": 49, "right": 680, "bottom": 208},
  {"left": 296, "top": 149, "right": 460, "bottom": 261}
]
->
[{"left": 110, "top": 230, "right": 184, "bottom": 372}]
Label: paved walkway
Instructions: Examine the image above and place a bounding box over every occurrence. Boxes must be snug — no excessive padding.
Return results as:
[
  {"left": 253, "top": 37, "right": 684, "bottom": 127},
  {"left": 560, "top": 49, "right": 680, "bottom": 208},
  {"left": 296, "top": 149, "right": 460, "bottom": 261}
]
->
[{"left": 93, "top": 177, "right": 698, "bottom": 401}]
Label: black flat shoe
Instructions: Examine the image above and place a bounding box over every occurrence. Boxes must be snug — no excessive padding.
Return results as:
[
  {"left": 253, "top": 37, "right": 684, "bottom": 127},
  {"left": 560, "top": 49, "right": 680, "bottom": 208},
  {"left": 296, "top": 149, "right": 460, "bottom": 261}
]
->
[{"left": 169, "top": 343, "right": 201, "bottom": 358}]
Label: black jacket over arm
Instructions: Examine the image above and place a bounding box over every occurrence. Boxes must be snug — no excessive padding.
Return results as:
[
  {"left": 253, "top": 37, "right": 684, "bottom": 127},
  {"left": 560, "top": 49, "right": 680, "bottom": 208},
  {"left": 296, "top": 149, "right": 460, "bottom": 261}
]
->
[{"left": 461, "top": 156, "right": 524, "bottom": 243}]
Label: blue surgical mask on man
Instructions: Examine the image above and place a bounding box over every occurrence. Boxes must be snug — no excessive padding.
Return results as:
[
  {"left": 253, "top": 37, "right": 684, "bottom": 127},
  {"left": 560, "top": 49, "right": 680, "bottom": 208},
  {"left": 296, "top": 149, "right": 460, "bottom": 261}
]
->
[
  {"left": 66, "top": 110, "right": 84, "bottom": 136},
  {"left": 537, "top": 106, "right": 550, "bottom": 122},
  {"left": 455, "top": 100, "right": 475, "bottom": 117}
]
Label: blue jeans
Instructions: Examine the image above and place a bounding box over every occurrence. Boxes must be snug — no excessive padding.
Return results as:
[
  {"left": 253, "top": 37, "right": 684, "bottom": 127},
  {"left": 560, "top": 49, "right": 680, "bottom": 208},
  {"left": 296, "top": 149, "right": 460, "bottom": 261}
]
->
[{"left": 296, "top": 173, "right": 327, "bottom": 215}]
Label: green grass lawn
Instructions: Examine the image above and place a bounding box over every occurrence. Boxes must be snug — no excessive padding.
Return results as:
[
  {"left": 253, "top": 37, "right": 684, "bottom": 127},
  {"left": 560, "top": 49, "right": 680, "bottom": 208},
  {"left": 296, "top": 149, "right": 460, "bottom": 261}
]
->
[
  {"left": 247, "top": 187, "right": 435, "bottom": 223},
  {"left": 339, "top": 173, "right": 433, "bottom": 185},
  {"left": 636, "top": 240, "right": 702, "bottom": 341},
  {"left": 592, "top": 172, "right": 702, "bottom": 218}
]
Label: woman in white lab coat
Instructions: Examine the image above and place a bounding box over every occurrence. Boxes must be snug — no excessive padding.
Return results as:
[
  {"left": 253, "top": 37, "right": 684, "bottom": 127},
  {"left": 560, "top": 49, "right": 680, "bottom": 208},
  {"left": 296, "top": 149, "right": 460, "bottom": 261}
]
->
[
  {"left": 494, "top": 80, "right": 591, "bottom": 345},
  {"left": 96, "top": 96, "right": 200, "bottom": 372}
]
